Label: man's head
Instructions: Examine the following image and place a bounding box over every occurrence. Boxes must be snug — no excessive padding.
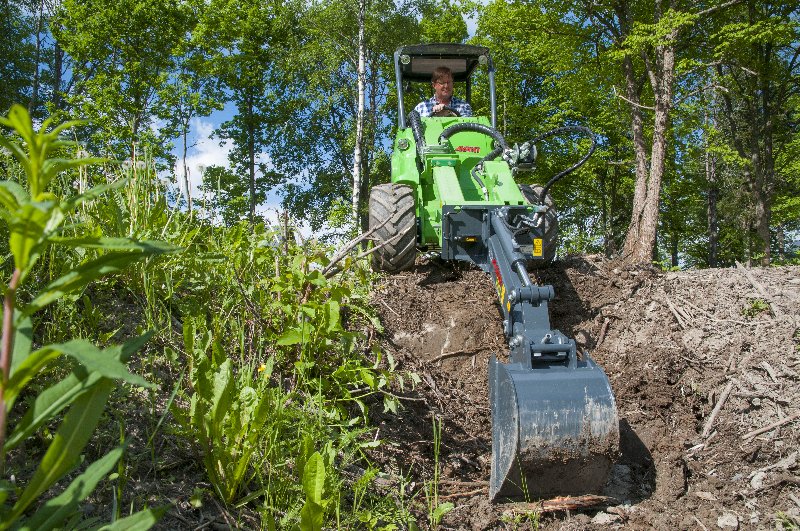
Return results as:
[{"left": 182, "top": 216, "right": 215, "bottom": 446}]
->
[{"left": 431, "top": 66, "right": 454, "bottom": 104}]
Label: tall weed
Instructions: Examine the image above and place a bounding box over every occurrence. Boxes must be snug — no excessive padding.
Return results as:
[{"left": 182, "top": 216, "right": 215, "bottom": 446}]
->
[{"left": 0, "top": 105, "right": 171, "bottom": 528}]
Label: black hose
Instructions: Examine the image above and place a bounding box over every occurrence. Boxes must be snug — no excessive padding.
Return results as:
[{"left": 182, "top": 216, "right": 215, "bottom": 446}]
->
[
  {"left": 439, "top": 122, "right": 508, "bottom": 200},
  {"left": 407, "top": 111, "right": 426, "bottom": 158},
  {"left": 529, "top": 126, "right": 597, "bottom": 204}
]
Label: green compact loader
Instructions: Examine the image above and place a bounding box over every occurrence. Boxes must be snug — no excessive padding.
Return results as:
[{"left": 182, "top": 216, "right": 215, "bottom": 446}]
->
[{"left": 369, "top": 44, "right": 619, "bottom": 502}]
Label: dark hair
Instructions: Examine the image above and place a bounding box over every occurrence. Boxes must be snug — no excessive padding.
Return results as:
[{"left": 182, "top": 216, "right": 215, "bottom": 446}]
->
[{"left": 431, "top": 66, "right": 453, "bottom": 84}]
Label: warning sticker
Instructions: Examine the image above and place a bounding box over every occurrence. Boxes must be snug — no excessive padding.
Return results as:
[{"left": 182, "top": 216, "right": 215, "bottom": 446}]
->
[{"left": 533, "top": 238, "right": 543, "bottom": 257}]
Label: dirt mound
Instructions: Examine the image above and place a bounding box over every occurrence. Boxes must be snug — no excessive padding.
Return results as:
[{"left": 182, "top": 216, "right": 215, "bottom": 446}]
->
[{"left": 370, "top": 256, "right": 800, "bottom": 530}]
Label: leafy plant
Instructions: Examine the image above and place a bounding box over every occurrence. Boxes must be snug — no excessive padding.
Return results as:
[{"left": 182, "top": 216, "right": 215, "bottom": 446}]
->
[
  {"left": 422, "top": 418, "right": 453, "bottom": 529},
  {"left": 741, "top": 298, "right": 770, "bottom": 317},
  {"left": 172, "top": 315, "right": 280, "bottom": 504},
  {"left": 0, "top": 104, "right": 172, "bottom": 528},
  {"left": 297, "top": 451, "right": 328, "bottom": 531}
]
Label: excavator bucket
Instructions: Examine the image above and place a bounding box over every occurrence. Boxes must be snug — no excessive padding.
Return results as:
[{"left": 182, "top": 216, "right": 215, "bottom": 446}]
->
[{"left": 489, "top": 355, "right": 619, "bottom": 501}]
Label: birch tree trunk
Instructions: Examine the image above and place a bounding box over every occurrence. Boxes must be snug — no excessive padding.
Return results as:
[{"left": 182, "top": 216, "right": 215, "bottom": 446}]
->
[{"left": 351, "top": 0, "right": 366, "bottom": 231}]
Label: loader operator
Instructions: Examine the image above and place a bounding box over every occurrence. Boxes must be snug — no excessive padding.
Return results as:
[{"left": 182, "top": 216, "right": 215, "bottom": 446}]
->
[{"left": 414, "top": 66, "right": 473, "bottom": 117}]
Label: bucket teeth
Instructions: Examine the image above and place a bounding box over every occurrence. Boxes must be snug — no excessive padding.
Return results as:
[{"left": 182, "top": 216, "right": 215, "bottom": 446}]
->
[{"left": 489, "top": 355, "right": 619, "bottom": 501}]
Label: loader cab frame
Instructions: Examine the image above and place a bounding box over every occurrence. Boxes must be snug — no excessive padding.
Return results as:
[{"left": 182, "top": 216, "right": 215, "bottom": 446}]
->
[{"left": 394, "top": 43, "right": 497, "bottom": 130}]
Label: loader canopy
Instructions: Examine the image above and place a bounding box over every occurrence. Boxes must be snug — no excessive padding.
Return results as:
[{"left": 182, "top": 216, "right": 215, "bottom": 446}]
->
[{"left": 394, "top": 43, "right": 497, "bottom": 129}]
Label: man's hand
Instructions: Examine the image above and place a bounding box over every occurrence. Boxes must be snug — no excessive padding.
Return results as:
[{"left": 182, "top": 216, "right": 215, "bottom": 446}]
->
[{"left": 432, "top": 103, "right": 446, "bottom": 113}]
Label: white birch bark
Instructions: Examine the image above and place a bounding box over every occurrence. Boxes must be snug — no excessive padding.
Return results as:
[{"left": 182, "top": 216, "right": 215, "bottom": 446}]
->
[{"left": 352, "top": 0, "right": 366, "bottom": 230}]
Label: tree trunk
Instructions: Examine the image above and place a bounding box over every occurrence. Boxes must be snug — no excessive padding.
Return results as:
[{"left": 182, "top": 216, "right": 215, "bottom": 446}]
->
[
  {"left": 351, "top": 0, "right": 366, "bottom": 233},
  {"left": 621, "top": 33, "right": 677, "bottom": 264},
  {"left": 247, "top": 93, "right": 256, "bottom": 223},
  {"left": 706, "top": 159, "right": 719, "bottom": 268},
  {"left": 182, "top": 110, "right": 192, "bottom": 212},
  {"left": 29, "top": 0, "right": 45, "bottom": 116},
  {"left": 53, "top": 43, "right": 63, "bottom": 110},
  {"left": 705, "top": 108, "right": 719, "bottom": 268}
]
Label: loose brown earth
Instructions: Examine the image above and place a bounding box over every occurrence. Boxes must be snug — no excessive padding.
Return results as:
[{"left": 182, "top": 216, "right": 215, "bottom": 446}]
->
[{"left": 369, "top": 255, "right": 800, "bottom": 530}]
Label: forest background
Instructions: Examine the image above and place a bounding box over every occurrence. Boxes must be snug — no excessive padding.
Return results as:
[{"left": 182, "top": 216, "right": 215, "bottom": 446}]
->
[
  {"left": 3, "top": 0, "right": 798, "bottom": 267},
  {"left": 0, "top": 0, "right": 798, "bottom": 528}
]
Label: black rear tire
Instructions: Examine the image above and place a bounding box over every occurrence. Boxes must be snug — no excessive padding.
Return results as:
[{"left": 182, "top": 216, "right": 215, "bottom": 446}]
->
[
  {"left": 519, "top": 184, "right": 558, "bottom": 266},
  {"left": 369, "top": 183, "right": 417, "bottom": 273}
]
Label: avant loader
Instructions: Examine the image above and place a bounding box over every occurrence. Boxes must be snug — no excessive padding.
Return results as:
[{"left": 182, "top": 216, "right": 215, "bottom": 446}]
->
[{"left": 368, "top": 44, "right": 619, "bottom": 501}]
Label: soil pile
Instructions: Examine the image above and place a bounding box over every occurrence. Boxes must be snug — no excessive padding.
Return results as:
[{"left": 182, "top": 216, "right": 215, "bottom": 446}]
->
[{"left": 370, "top": 256, "right": 800, "bottom": 530}]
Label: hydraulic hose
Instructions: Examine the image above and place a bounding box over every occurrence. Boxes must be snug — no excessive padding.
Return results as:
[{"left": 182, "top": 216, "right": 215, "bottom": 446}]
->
[
  {"left": 407, "top": 111, "right": 426, "bottom": 158},
  {"left": 439, "top": 122, "right": 508, "bottom": 201},
  {"left": 529, "top": 126, "right": 597, "bottom": 204}
]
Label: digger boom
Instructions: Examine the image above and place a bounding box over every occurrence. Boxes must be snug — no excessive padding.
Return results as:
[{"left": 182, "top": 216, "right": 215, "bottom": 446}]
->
[{"left": 370, "top": 43, "right": 619, "bottom": 502}]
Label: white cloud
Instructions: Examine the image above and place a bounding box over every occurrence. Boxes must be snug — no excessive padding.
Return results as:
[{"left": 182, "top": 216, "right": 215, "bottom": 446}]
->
[{"left": 173, "top": 117, "right": 233, "bottom": 201}]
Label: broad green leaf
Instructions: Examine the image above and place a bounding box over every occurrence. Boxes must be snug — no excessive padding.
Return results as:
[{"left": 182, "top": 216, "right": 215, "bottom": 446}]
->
[
  {"left": 116, "top": 331, "right": 154, "bottom": 363},
  {"left": 49, "top": 236, "right": 178, "bottom": 253},
  {"left": 298, "top": 500, "right": 323, "bottom": 531},
  {"left": 5, "top": 368, "right": 101, "bottom": 451},
  {"left": 9, "top": 380, "right": 114, "bottom": 520},
  {"left": 9, "top": 314, "right": 33, "bottom": 376},
  {"left": 8, "top": 200, "right": 59, "bottom": 273},
  {"left": 432, "top": 502, "right": 454, "bottom": 521},
  {"left": 210, "top": 359, "right": 233, "bottom": 435},
  {"left": 0, "top": 181, "right": 27, "bottom": 212},
  {"left": 5, "top": 346, "right": 62, "bottom": 407},
  {"left": 302, "top": 452, "right": 326, "bottom": 505},
  {"left": 20, "top": 447, "right": 125, "bottom": 531},
  {"left": 97, "top": 506, "right": 167, "bottom": 530},
  {"left": 56, "top": 340, "right": 152, "bottom": 388},
  {"left": 5, "top": 333, "right": 152, "bottom": 451},
  {"left": 276, "top": 328, "right": 303, "bottom": 345},
  {"left": 25, "top": 252, "right": 151, "bottom": 314},
  {"left": 325, "top": 300, "right": 341, "bottom": 332}
]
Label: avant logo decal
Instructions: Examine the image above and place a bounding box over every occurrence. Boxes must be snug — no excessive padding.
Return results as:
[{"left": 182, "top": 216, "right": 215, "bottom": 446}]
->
[{"left": 455, "top": 146, "right": 480, "bottom": 153}]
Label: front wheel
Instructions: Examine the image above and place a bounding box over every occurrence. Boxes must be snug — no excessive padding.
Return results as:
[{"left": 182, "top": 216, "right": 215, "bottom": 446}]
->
[
  {"left": 519, "top": 184, "right": 558, "bottom": 267},
  {"left": 368, "top": 183, "right": 417, "bottom": 273}
]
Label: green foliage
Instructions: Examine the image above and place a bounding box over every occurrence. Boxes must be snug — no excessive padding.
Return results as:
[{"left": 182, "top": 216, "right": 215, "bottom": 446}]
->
[
  {"left": 422, "top": 418, "right": 453, "bottom": 529},
  {"left": 0, "top": 105, "right": 169, "bottom": 528},
  {"left": 172, "top": 316, "right": 279, "bottom": 504},
  {"left": 297, "top": 451, "right": 327, "bottom": 531},
  {"left": 741, "top": 298, "right": 770, "bottom": 318}
]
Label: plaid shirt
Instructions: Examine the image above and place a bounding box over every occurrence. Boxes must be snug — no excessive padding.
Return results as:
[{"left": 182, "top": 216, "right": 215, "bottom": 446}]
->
[{"left": 413, "top": 96, "right": 473, "bottom": 117}]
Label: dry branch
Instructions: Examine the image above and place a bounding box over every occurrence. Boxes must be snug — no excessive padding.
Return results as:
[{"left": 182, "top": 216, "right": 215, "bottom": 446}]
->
[
  {"left": 438, "top": 487, "right": 486, "bottom": 500},
  {"left": 664, "top": 295, "right": 688, "bottom": 329},
  {"left": 321, "top": 217, "right": 389, "bottom": 276},
  {"left": 429, "top": 349, "right": 482, "bottom": 364},
  {"left": 742, "top": 411, "right": 800, "bottom": 440},
  {"left": 597, "top": 318, "right": 610, "bottom": 348},
  {"left": 702, "top": 380, "right": 736, "bottom": 438},
  {"left": 505, "top": 495, "right": 615, "bottom": 514}
]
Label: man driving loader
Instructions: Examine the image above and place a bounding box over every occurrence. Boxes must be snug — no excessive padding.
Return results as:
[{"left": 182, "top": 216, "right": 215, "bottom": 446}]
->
[{"left": 413, "top": 66, "right": 473, "bottom": 117}]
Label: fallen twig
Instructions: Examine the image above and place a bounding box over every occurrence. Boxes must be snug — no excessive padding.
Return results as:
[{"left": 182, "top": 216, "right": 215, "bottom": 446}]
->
[
  {"left": 378, "top": 298, "right": 400, "bottom": 317},
  {"left": 505, "top": 495, "right": 615, "bottom": 514},
  {"left": 755, "top": 473, "right": 800, "bottom": 493},
  {"left": 321, "top": 218, "right": 389, "bottom": 274},
  {"left": 735, "top": 261, "right": 784, "bottom": 317},
  {"left": 664, "top": 295, "right": 688, "bottom": 330},
  {"left": 438, "top": 487, "right": 486, "bottom": 499},
  {"left": 702, "top": 380, "right": 736, "bottom": 438},
  {"left": 742, "top": 411, "right": 800, "bottom": 440},
  {"left": 692, "top": 515, "right": 709, "bottom": 531},
  {"left": 596, "top": 318, "right": 610, "bottom": 348},
  {"left": 438, "top": 479, "right": 489, "bottom": 486},
  {"left": 429, "top": 349, "right": 482, "bottom": 364},
  {"left": 760, "top": 361, "right": 780, "bottom": 383}
]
